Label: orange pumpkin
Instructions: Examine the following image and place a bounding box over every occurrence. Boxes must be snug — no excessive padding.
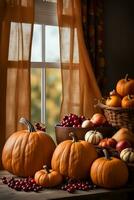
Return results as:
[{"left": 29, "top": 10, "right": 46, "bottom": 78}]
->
[
  {"left": 116, "top": 74, "right": 134, "bottom": 97},
  {"left": 2, "top": 117, "right": 56, "bottom": 177},
  {"left": 34, "top": 165, "right": 63, "bottom": 187},
  {"left": 121, "top": 95, "right": 134, "bottom": 108},
  {"left": 99, "top": 138, "right": 117, "bottom": 148},
  {"left": 90, "top": 149, "right": 128, "bottom": 188},
  {"left": 51, "top": 132, "right": 98, "bottom": 179},
  {"left": 105, "top": 89, "right": 121, "bottom": 107}
]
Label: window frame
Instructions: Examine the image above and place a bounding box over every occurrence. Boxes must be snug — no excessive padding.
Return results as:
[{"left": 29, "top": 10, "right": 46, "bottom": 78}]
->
[{"left": 31, "top": 0, "right": 60, "bottom": 123}]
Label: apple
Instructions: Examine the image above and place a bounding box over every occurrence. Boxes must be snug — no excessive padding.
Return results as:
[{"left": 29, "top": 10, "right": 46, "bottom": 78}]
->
[
  {"left": 90, "top": 113, "right": 106, "bottom": 126},
  {"left": 116, "top": 140, "right": 132, "bottom": 152}
]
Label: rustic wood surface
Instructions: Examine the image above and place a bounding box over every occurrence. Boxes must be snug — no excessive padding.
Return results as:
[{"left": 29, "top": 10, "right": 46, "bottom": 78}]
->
[{"left": 0, "top": 170, "right": 134, "bottom": 200}]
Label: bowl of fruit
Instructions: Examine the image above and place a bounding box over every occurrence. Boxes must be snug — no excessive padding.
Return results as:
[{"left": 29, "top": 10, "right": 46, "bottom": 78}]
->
[
  {"left": 55, "top": 113, "right": 91, "bottom": 144},
  {"left": 55, "top": 113, "right": 114, "bottom": 144}
]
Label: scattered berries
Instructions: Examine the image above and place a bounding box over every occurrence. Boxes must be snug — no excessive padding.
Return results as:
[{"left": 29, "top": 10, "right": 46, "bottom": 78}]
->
[{"left": 1, "top": 176, "right": 43, "bottom": 192}]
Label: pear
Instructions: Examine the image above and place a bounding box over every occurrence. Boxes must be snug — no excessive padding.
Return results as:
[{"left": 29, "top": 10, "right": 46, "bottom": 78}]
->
[{"left": 112, "top": 128, "right": 134, "bottom": 144}]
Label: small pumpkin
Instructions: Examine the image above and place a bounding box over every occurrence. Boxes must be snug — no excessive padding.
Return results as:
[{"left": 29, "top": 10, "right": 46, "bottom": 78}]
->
[
  {"left": 121, "top": 95, "right": 134, "bottom": 108},
  {"left": 2, "top": 117, "right": 56, "bottom": 177},
  {"left": 34, "top": 165, "right": 63, "bottom": 187},
  {"left": 51, "top": 132, "right": 98, "bottom": 179},
  {"left": 81, "top": 119, "right": 93, "bottom": 128},
  {"left": 98, "top": 138, "right": 117, "bottom": 148},
  {"left": 105, "top": 89, "right": 121, "bottom": 107},
  {"left": 85, "top": 130, "right": 103, "bottom": 145},
  {"left": 116, "top": 74, "right": 134, "bottom": 97},
  {"left": 90, "top": 149, "right": 129, "bottom": 188},
  {"left": 120, "top": 148, "right": 134, "bottom": 163}
]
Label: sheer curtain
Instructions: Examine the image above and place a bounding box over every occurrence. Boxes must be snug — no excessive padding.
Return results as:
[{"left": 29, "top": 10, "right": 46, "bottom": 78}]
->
[
  {"left": 0, "top": 0, "right": 34, "bottom": 169},
  {"left": 57, "top": 0, "right": 101, "bottom": 120}
]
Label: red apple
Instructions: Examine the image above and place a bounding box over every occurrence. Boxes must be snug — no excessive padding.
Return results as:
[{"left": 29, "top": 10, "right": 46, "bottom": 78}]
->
[
  {"left": 116, "top": 140, "right": 132, "bottom": 152},
  {"left": 90, "top": 113, "right": 106, "bottom": 126}
]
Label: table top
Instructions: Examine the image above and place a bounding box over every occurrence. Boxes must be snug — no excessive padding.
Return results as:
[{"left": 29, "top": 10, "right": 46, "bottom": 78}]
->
[{"left": 0, "top": 170, "right": 134, "bottom": 200}]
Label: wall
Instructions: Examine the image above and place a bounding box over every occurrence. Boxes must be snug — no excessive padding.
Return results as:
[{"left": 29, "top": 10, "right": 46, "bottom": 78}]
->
[{"left": 104, "top": 0, "right": 134, "bottom": 94}]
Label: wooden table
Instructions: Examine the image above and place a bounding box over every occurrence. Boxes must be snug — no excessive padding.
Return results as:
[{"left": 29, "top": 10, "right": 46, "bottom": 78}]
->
[{"left": 0, "top": 170, "right": 134, "bottom": 200}]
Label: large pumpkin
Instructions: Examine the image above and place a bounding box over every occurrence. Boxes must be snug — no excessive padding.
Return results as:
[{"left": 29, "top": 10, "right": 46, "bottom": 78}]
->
[
  {"left": 90, "top": 149, "right": 128, "bottom": 188},
  {"left": 51, "top": 132, "right": 98, "bottom": 179},
  {"left": 116, "top": 74, "right": 134, "bottom": 97},
  {"left": 2, "top": 117, "right": 56, "bottom": 177}
]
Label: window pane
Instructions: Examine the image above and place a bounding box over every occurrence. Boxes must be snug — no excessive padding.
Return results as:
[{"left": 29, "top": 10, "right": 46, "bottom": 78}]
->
[
  {"left": 45, "top": 25, "right": 60, "bottom": 62},
  {"left": 31, "top": 24, "right": 42, "bottom": 62},
  {"left": 31, "top": 68, "right": 41, "bottom": 122},
  {"left": 46, "top": 68, "right": 62, "bottom": 140}
]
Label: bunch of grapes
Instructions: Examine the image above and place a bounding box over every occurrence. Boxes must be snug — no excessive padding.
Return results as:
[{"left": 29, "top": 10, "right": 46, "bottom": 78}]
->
[
  {"left": 34, "top": 122, "right": 46, "bottom": 132},
  {"left": 59, "top": 177, "right": 96, "bottom": 193},
  {"left": 1, "top": 176, "right": 43, "bottom": 192},
  {"left": 59, "top": 113, "right": 86, "bottom": 128}
]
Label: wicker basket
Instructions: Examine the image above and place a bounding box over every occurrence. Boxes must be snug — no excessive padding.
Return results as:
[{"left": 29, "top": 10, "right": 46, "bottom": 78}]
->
[{"left": 97, "top": 102, "right": 134, "bottom": 131}]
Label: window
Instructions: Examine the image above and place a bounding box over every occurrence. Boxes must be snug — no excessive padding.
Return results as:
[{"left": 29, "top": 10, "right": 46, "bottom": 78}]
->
[{"left": 31, "top": 0, "right": 61, "bottom": 140}]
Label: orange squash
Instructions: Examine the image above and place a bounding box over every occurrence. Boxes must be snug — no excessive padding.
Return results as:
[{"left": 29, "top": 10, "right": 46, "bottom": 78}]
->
[
  {"left": 51, "top": 132, "right": 98, "bottom": 179},
  {"left": 90, "top": 149, "right": 128, "bottom": 188},
  {"left": 98, "top": 138, "right": 117, "bottom": 148},
  {"left": 34, "top": 165, "right": 63, "bottom": 187},
  {"left": 116, "top": 74, "right": 134, "bottom": 97},
  {"left": 2, "top": 117, "right": 56, "bottom": 177},
  {"left": 105, "top": 89, "right": 121, "bottom": 107},
  {"left": 121, "top": 95, "right": 134, "bottom": 108}
]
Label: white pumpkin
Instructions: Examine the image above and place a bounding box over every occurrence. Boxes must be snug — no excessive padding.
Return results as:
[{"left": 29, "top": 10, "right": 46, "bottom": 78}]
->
[
  {"left": 120, "top": 148, "right": 134, "bottom": 163},
  {"left": 81, "top": 119, "right": 92, "bottom": 128},
  {"left": 85, "top": 130, "right": 103, "bottom": 145}
]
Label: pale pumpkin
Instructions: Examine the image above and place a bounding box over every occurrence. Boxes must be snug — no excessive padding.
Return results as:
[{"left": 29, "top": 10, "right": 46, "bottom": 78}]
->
[
  {"left": 51, "top": 132, "right": 98, "bottom": 179},
  {"left": 116, "top": 74, "right": 134, "bottom": 97},
  {"left": 2, "top": 117, "right": 56, "bottom": 177},
  {"left": 121, "top": 95, "right": 134, "bottom": 108},
  {"left": 90, "top": 149, "right": 129, "bottom": 188},
  {"left": 120, "top": 148, "right": 134, "bottom": 163},
  {"left": 85, "top": 130, "right": 103, "bottom": 145},
  {"left": 34, "top": 165, "right": 63, "bottom": 187}
]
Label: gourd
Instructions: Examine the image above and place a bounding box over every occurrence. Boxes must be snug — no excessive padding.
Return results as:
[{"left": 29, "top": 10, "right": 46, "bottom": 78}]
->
[
  {"left": 121, "top": 95, "right": 134, "bottom": 108},
  {"left": 51, "top": 132, "right": 98, "bottom": 179},
  {"left": 85, "top": 130, "right": 103, "bottom": 145},
  {"left": 116, "top": 74, "right": 134, "bottom": 97},
  {"left": 120, "top": 148, "right": 134, "bottom": 163},
  {"left": 2, "top": 117, "right": 56, "bottom": 177},
  {"left": 90, "top": 149, "right": 129, "bottom": 188},
  {"left": 34, "top": 165, "right": 63, "bottom": 187},
  {"left": 105, "top": 89, "right": 121, "bottom": 107},
  {"left": 98, "top": 138, "right": 117, "bottom": 148},
  {"left": 112, "top": 127, "right": 134, "bottom": 144}
]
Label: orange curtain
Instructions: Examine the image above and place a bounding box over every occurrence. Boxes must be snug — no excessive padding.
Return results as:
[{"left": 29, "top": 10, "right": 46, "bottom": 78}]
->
[
  {"left": 0, "top": 0, "right": 34, "bottom": 169},
  {"left": 57, "top": 0, "right": 101, "bottom": 120}
]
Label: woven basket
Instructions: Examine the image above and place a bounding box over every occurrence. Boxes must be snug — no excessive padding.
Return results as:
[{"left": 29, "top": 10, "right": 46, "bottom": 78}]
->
[{"left": 97, "top": 102, "right": 134, "bottom": 131}]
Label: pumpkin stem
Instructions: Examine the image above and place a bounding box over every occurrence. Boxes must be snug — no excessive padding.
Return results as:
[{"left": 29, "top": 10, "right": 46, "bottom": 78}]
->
[
  {"left": 69, "top": 132, "right": 78, "bottom": 142},
  {"left": 43, "top": 165, "right": 50, "bottom": 173},
  {"left": 128, "top": 94, "right": 132, "bottom": 100},
  {"left": 103, "top": 149, "right": 111, "bottom": 160},
  {"left": 109, "top": 89, "right": 116, "bottom": 96},
  {"left": 19, "top": 117, "right": 36, "bottom": 132},
  {"left": 125, "top": 74, "right": 129, "bottom": 81}
]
